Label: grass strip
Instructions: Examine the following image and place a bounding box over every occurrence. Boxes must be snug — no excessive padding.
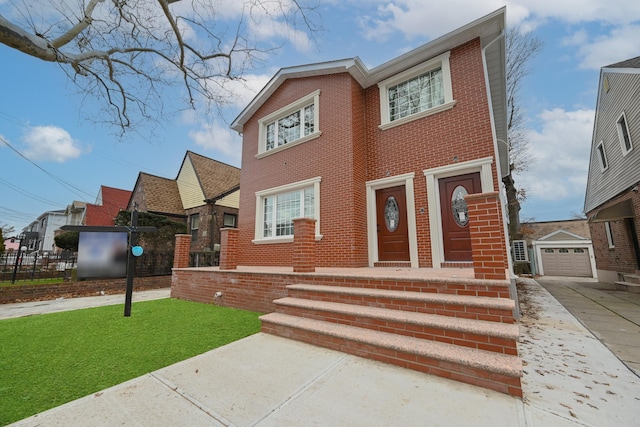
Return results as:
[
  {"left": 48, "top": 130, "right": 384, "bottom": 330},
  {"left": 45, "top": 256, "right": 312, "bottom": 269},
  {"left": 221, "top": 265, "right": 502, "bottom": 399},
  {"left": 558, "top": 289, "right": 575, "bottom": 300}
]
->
[{"left": 0, "top": 298, "right": 261, "bottom": 425}]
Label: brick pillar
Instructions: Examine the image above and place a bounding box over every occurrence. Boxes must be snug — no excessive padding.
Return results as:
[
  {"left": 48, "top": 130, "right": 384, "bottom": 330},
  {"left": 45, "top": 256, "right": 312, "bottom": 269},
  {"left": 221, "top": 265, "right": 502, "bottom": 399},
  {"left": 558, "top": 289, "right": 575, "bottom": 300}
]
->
[
  {"left": 219, "top": 228, "right": 239, "bottom": 270},
  {"left": 293, "top": 218, "right": 317, "bottom": 273},
  {"left": 173, "top": 234, "right": 192, "bottom": 269},
  {"left": 464, "top": 192, "right": 507, "bottom": 280}
]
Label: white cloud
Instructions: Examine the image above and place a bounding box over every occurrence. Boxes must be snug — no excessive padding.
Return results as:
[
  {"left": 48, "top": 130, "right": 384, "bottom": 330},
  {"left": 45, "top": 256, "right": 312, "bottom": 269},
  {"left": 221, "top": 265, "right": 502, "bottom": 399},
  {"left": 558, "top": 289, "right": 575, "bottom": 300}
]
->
[
  {"left": 189, "top": 121, "right": 242, "bottom": 165},
  {"left": 22, "top": 126, "right": 85, "bottom": 163},
  {"left": 518, "top": 108, "right": 594, "bottom": 202},
  {"left": 572, "top": 25, "right": 640, "bottom": 69},
  {"left": 353, "top": 1, "right": 640, "bottom": 43}
]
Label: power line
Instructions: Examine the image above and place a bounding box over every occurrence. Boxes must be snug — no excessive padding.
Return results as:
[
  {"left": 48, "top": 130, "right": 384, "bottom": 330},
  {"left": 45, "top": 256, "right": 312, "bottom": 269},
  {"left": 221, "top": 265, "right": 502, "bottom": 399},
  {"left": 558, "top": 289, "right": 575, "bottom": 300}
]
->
[{"left": 0, "top": 135, "right": 96, "bottom": 200}]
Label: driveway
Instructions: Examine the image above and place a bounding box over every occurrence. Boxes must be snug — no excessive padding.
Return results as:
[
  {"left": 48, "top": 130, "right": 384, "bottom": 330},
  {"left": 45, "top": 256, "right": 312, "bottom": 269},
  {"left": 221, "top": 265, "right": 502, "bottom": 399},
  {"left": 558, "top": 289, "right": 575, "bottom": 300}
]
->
[{"left": 536, "top": 276, "right": 640, "bottom": 375}]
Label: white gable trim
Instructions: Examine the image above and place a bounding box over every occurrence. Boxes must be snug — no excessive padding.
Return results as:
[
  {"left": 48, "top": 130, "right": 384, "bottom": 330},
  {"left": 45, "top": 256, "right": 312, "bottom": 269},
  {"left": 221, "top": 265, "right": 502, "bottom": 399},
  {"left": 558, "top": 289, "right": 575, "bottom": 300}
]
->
[{"left": 539, "top": 229, "right": 589, "bottom": 241}]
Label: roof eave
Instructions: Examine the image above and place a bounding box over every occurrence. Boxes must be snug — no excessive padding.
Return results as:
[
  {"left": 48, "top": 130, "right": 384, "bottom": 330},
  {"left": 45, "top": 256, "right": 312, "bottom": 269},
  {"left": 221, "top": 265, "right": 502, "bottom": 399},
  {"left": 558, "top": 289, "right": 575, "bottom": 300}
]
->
[{"left": 231, "top": 8, "right": 506, "bottom": 134}]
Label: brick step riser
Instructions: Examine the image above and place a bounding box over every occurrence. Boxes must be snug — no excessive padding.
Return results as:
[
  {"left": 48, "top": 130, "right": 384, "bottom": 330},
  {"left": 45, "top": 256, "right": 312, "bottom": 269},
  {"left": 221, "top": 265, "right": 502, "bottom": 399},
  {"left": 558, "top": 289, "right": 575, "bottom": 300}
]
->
[
  {"left": 275, "top": 305, "right": 518, "bottom": 355},
  {"left": 261, "top": 321, "right": 522, "bottom": 398},
  {"left": 302, "top": 279, "right": 511, "bottom": 298},
  {"left": 287, "top": 289, "right": 515, "bottom": 324}
]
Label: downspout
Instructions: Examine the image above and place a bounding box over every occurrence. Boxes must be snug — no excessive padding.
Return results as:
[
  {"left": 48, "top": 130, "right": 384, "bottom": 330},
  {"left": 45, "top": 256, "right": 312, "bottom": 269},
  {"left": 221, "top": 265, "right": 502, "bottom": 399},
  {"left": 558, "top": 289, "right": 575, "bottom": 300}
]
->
[{"left": 481, "top": 29, "right": 520, "bottom": 316}]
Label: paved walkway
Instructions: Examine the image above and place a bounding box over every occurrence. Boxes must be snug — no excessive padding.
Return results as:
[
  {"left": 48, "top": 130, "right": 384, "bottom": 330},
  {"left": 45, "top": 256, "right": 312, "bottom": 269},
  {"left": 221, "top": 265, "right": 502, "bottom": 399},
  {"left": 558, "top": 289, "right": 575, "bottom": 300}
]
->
[
  {"left": 536, "top": 276, "right": 640, "bottom": 375},
  {"left": 0, "top": 288, "right": 171, "bottom": 320},
  {"left": 4, "top": 280, "right": 640, "bottom": 426}
]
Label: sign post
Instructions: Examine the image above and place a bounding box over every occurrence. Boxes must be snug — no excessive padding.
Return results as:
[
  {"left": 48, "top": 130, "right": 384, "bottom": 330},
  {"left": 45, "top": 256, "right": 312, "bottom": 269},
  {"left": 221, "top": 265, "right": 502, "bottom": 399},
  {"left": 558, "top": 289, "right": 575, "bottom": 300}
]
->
[{"left": 61, "top": 210, "right": 156, "bottom": 317}]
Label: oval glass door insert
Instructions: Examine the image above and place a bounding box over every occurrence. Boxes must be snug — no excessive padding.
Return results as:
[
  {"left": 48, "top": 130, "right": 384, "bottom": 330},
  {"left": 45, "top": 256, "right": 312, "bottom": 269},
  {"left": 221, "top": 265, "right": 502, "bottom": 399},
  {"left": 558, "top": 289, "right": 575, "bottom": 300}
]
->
[
  {"left": 451, "top": 186, "right": 469, "bottom": 227},
  {"left": 384, "top": 196, "right": 400, "bottom": 232}
]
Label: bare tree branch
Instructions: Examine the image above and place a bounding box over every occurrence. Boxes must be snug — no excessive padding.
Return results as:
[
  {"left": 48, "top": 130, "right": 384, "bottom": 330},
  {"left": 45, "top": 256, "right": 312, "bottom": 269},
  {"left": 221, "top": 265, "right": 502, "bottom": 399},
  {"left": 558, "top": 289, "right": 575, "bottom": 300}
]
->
[
  {"left": 503, "top": 25, "right": 543, "bottom": 241},
  {"left": 0, "top": 0, "right": 320, "bottom": 134}
]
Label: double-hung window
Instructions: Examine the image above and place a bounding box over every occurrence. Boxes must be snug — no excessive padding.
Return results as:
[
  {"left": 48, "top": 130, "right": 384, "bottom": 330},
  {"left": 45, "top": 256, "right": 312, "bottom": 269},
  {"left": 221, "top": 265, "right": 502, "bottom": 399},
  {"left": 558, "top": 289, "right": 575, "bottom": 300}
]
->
[
  {"left": 596, "top": 141, "right": 608, "bottom": 172},
  {"left": 254, "top": 177, "right": 321, "bottom": 243},
  {"left": 258, "top": 90, "right": 321, "bottom": 157},
  {"left": 189, "top": 214, "right": 199, "bottom": 242},
  {"left": 616, "top": 112, "right": 633, "bottom": 156},
  {"left": 378, "top": 51, "right": 454, "bottom": 129}
]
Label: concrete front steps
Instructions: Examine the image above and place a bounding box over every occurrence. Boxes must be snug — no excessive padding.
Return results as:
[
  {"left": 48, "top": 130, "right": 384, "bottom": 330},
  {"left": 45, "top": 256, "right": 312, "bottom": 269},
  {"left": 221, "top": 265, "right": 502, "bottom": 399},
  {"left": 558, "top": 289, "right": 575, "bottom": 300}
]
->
[
  {"left": 260, "top": 279, "right": 523, "bottom": 397},
  {"left": 615, "top": 273, "right": 640, "bottom": 293}
]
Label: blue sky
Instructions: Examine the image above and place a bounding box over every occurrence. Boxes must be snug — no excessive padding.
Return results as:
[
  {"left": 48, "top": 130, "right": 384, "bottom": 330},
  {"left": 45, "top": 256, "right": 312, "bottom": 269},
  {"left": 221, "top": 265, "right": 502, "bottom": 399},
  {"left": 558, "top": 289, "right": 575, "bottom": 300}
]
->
[{"left": 1, "top": 0, "right": 640, "bottom": 234}]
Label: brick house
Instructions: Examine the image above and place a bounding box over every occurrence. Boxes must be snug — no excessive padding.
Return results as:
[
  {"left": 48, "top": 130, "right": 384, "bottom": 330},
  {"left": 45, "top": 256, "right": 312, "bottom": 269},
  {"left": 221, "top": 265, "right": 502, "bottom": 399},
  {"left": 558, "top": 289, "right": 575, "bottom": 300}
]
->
[
  {"left": 584, "top": 56, "right": 640, "bottom": 287},
  {"left": 128, "top": 151, "right": 240, "bottom": 252},
  {"left": 230, "top": 11, "right": 509, "bottom": 271},
  {"left": 172, "top": 8, "right": 522, "bottom": 396}
]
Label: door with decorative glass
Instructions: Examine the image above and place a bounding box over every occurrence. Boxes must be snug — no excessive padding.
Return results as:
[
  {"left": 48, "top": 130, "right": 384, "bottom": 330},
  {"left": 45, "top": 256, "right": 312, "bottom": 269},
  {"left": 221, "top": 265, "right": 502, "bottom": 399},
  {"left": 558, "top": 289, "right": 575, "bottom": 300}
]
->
[
  {"left": 376, "top": 186, "right": 410, "bottom": 261},
  {"left": 438, "top": 172, "right": 481, "bottom": 261}
]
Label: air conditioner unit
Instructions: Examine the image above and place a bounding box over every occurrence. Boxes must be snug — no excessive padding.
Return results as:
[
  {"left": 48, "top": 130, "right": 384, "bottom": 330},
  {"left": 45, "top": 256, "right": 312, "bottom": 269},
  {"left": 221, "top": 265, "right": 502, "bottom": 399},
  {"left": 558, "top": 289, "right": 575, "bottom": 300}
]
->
[{"left": 512, "top": 240, "right": 529, "bottom": 262}]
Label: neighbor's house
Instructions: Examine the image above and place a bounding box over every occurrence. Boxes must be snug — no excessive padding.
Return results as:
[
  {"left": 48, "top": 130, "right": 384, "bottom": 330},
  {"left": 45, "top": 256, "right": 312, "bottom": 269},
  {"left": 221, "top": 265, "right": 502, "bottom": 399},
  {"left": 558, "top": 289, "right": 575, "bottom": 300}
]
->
[
  {"left": 84, "top": 185, "right": 132, "bottom": 226},
  {"left": 129, "top": 151, "right": 240, "bottom": 252},
  {"left": 25, "top": 210, "right": 66, "bottom": 254},
  {"left": 62, "top": 186, "right": 131, "bottom": 228},
  {"left": 173, "top": 9, "right": 523, "bottom": 397},
  {"left": 584, "top": 56, "right": 640, "bottom": 285},
  {"left": 519, "top": 219, "right": 596, "bottom": 278}
]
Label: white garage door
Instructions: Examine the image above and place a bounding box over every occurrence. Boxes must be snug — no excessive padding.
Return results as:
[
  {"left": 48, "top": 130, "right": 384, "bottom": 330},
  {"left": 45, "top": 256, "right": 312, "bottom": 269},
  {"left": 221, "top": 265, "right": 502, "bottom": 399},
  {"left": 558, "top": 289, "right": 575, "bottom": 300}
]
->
[{"left": 541, "top": 248, "right": 592, "bottom": 277}]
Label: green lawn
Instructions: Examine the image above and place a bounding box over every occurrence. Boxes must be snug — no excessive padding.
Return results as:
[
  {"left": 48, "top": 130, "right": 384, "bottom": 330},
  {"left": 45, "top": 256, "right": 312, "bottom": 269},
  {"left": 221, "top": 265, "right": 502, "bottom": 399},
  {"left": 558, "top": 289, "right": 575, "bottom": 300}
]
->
[{"left": 0, "top": 298, "right": 261, "bottom": 425}]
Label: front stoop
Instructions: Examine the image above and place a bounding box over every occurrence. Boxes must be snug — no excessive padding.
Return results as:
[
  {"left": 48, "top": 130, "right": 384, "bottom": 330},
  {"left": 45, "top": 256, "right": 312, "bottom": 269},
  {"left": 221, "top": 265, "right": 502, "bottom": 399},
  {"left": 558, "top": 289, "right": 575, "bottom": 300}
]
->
[{"left": 260, "top": 279, "right": 523, "bottom": 397}]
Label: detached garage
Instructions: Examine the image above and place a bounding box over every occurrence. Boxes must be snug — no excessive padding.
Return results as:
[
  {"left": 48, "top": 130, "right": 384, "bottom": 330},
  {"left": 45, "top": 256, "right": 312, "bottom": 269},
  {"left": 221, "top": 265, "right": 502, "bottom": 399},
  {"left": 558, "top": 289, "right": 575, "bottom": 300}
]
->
[{"left": 533, "top": 230, "right": 597, "bottom": 278}]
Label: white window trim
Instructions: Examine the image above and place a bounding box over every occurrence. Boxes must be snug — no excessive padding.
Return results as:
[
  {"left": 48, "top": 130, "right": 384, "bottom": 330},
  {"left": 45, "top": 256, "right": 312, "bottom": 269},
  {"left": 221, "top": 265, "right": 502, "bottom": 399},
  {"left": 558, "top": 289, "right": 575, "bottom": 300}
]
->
[
  {"left": 605, "top": 221, "right": 615, "bottom": 248},
  {"left": 257, "top": 90, "right": 321, "bottom": 158},
  {"left": 253, "top": 176, "right": 322, "bottom": 244},
  {"left": 423, "top": 157, "right": 494, "bottom": 268},
  {"left": 596, "top": 140, "right": 609, "bottom": 172},
  {"left": 365, "top": 173, "right": 418, "bottom": 268},
  {"left": 616, "top": 111, "right": 633, "bottom": 156},
  {"left": 378, "top": 51, "right": 455, "bottom": 130}
]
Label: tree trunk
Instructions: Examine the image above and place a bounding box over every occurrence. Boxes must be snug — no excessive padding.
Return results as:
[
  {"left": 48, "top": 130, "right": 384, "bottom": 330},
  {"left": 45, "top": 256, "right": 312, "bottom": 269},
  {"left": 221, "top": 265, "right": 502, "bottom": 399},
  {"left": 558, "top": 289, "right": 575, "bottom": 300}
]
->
[{"left": 502, "top": 173, "right": 522, "bottom": 241}]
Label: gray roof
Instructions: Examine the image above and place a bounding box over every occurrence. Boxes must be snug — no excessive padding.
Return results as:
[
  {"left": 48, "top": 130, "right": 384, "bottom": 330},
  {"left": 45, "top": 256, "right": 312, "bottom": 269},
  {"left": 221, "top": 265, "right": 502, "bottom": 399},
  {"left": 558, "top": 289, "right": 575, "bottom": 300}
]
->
[{"left": 606, "top": 56, "right": 640, "bottom": 69}]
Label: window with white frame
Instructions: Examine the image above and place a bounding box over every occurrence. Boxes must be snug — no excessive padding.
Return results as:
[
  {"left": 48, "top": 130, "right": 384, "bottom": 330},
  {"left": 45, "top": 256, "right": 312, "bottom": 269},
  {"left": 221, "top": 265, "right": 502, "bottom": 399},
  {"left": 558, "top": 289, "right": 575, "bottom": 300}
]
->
[
  {"left": 605, "top": 221, "right": 615, "bottom": 248},
  {"left": 189, "top": 214, "right": 199, "bottom": 242},
  {"left": 617, "top": 112, "right": 633, "bottom": 155},
  {"left": 254, "top": 177, "right": 321, "bottom": 242},
  {"left": 257, "top": 90, "right": 321, "bottom": 156},
  {"left": 596, "top": 141, "right": 608, "bottom": 171},
  {"left": 378, "top": 51, "right": 454, "bottom": 129}
]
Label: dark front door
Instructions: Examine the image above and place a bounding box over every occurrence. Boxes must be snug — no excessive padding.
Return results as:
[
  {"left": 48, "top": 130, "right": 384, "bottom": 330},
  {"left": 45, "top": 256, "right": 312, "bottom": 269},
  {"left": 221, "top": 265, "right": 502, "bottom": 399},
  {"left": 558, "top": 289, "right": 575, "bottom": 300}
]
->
[
  {"left": 376, "top": 186, "right": 410, "bottom": 261},
  {"left": 439, "top": 172, "right": 481, "bottom": 261}
]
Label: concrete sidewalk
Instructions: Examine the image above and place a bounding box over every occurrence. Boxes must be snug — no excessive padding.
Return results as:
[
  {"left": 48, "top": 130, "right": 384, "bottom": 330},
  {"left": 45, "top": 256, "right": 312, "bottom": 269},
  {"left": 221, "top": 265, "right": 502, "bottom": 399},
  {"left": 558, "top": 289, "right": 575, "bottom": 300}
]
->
[
  {"left": 6, "top": 280, "right": 640, "bottom": 426},
  {"left": 0, "top": 288, "right": 171, "bottom": 320}
]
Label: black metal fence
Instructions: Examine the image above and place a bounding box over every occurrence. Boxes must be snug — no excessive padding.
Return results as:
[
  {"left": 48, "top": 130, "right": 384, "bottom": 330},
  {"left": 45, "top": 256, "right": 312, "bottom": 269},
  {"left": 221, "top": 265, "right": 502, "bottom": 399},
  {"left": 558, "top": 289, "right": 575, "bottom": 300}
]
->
[
  {"left": 0, "top": 251, "right": 175, "bottom": 283},
  {"left": 1, "top": 248, "right": 219, "bottom": 283},
  {"left": 189, "top": 251, "right": 219, "bottom": 267}
]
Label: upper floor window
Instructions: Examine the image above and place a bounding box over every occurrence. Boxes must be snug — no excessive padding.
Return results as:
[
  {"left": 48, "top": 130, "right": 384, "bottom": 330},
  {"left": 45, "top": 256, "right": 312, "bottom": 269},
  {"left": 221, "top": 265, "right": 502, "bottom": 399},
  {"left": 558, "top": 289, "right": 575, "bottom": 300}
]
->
[
  {"left": 257, "top": 90, "right": 321, "bottom": 157},
  {"left": 378, "top": 51, "right": 454, "bottom": 130},
  {"left": 254, "top": 177, "right": 321, "bottom": 243},
  {"left": 596, "top": 140, "right": 608, "bottom": 172},
  {"left": 617, "top": 112, "right": 633, "bottom": 156}
]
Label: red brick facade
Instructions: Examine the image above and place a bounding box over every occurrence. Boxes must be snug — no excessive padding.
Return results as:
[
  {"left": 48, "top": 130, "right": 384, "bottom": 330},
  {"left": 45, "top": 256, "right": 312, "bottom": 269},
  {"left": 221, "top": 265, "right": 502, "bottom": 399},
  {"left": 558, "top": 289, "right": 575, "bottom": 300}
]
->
[
  {"left": 236, "top": 38, "right": 505, "bottom": 269},
  {"left": 587, "top": 185, "right": 640, "bottom": 276},
  {"left": 465, "top": 192, "right": 508, "bottom": 280}
]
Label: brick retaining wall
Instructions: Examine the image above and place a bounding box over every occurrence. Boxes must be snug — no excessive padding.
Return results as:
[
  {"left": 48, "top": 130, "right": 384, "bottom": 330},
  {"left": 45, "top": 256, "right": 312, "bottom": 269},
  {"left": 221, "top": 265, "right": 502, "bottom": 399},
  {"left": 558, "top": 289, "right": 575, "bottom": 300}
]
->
[{"left": 0, "top": 275, "right": 171, "bottom": 304}]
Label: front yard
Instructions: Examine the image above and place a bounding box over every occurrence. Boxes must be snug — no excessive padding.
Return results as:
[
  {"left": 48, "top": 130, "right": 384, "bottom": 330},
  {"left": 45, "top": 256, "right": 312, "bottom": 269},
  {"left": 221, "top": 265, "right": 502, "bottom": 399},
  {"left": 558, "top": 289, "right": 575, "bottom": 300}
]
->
[{"left": 0, "top": 298, "right": 261, "bottom": 425}]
